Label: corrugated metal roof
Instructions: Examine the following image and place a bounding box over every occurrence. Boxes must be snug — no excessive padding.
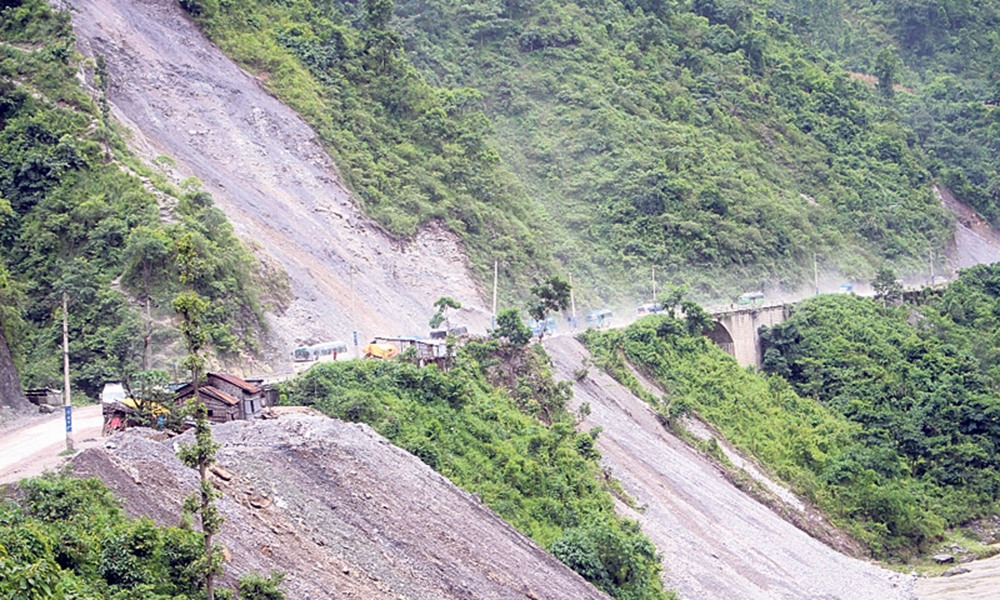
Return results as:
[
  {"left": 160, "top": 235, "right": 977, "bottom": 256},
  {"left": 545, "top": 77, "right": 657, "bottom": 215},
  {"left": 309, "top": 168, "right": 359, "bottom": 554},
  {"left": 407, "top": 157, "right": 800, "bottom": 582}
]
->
[
  {"left": 208, "top": 372, "right": 261, "bottom": 394},
  {"left": 175, "top": 384, "right": 240, "bottom": 406}
]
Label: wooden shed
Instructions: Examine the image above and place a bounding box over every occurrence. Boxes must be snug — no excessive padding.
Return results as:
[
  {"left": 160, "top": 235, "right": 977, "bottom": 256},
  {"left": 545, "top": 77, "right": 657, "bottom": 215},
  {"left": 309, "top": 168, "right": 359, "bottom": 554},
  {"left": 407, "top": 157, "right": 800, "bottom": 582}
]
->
[{"left": 173, "top": 373, "right": 267, "bottom": 423}]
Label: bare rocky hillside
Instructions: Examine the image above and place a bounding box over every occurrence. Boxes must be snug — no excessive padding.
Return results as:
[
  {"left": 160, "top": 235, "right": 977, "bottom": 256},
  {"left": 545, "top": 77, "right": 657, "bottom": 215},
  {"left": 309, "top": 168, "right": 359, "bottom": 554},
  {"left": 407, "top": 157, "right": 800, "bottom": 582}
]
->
[
  {"left": 70, "top": 414, "right": 609, "bottom": 600},
  {"left": 66, "top": 0, "right": 491, "bottom": 373},
  {"left": 545, "top": 336, "right": 916, "bottom": 600},
  {"left": 0, "top": 327, "right": 30, "bottom": 422}
]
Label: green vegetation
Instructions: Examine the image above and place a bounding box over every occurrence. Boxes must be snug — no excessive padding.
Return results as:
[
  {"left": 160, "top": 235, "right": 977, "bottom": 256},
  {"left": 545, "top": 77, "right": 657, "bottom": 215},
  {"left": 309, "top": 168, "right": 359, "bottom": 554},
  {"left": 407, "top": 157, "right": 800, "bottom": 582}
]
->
[
  {"left": 280, "top": 339, "right": 671, "bottom": 599},
  {"left": 0, "top": 472, "right": 286, "bottom": 599},
  {"left": 583, "top": 269, "right": 1000, "bottom": 561},
  {"left": 782, "top": 0, "right": 1000, "bottom": 225},
  {"left": 177, "top": 0, "right": 555, "bottom": 296},
  {"left": 178, "top": 0, "right": 991, "bottom": 302},
  {"left": 760, "top": 288, "right": 1000, "bottom": 556},
  {"left": 0, "top": 0, "right": 265, "bottom": 399},
  {"left": 579, "top": 310, "right": 923, "bottom": 559},
  {"left": 177, "top": 401, "right": 225, "bottom": 600},
  {"left": 0, "top": 472, "right": 207, "bottom": 599}
]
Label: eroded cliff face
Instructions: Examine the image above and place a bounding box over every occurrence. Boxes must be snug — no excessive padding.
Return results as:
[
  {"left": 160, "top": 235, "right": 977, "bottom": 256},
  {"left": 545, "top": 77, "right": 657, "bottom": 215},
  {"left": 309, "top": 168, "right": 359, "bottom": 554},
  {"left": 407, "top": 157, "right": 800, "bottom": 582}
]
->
[
  {"left": 0, "top": 327, "right": 29, "bottom": 417},
  {"left": 67, "top": 0, "right": 491, "bottom": 373},
  {"left": 71, "top": 415, "right": 610, "bottom": 600}
]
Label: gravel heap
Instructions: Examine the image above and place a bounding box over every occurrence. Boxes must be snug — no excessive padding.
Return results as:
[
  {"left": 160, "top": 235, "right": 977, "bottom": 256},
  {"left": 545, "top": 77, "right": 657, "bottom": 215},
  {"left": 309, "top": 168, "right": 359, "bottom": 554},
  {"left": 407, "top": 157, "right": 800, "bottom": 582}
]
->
[{"left": 72, "top": 415, "right": 608, "bottom": 600}]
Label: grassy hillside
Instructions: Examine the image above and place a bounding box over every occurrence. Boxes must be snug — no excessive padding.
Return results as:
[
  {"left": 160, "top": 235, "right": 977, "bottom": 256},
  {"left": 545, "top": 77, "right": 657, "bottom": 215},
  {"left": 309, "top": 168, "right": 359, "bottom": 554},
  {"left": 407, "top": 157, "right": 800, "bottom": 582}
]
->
[
  {"left": 280, "top": 337, "right": 675, "bottom": 599},
  {"left": 174, "top": 0, "right": 995, "bottom": 304},
  {"left": 0, "top": 0, "right": 267, "bottom": 398},
  {"left": 581, "top": 280, "right": 1000, "bottom": 558}
]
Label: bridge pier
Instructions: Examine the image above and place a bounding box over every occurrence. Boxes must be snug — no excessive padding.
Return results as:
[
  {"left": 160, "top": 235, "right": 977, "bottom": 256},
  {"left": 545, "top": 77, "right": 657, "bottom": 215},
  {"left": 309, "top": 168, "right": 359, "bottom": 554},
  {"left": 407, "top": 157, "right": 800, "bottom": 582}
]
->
[{"left": 709, "top": 305, "right": 789, "bottom": 368}]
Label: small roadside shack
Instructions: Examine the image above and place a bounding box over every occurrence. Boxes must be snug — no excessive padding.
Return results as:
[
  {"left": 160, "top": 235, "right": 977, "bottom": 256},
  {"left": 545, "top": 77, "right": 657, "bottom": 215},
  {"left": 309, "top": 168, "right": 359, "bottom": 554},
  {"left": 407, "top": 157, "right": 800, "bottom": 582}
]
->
[
  {"left": 368, "top": 336, "right": 449, "bottom": 367},
  {"left": 173, "top": 372, "right": 268, "bottom": 424}
]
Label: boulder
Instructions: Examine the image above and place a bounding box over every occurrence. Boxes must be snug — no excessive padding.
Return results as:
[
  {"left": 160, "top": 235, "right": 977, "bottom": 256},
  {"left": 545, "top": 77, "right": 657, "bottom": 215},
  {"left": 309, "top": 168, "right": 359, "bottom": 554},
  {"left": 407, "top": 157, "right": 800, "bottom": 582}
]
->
[{"left": 932, "top": 554, "right": 954, "bottom": 564}]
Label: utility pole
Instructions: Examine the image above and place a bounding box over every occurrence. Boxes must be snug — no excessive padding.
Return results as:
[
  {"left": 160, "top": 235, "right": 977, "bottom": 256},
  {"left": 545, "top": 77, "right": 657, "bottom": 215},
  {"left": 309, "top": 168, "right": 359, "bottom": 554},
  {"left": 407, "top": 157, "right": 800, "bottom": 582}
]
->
[
  {"left": 350, "top": 267, "right": 359, "bottom": 358},
  {"left": 651, "top": 266, "right": 656, "bottom": 302},
  {"left": 492, "top": 260, "right": 498, "bottom": 330},
  {"left": 62, "top": 291, "right": 73, "bottom": 452},
  {"left": 813, "top": 252, "right": 819, "bottom": 296},
  {"left": 929, "top": 246, "right": 935, "bottom": 286},
  {"left": 570, "top": 272, "right": 578, "bottom": 329}
]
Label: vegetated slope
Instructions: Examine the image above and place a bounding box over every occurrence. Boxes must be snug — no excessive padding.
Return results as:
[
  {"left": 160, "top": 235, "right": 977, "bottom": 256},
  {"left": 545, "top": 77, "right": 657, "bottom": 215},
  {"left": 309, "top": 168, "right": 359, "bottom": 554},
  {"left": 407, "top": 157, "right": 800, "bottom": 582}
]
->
[
  {"left": 394, "top": 0, "right": 953, "bottom": 296},
  {"left": 67, "top": 0, "right": 492, "bottom": 364},
  {"left": 781, "top": 0, "right": 1000, "bottom": 225},
  {"left": 154, "top": 0, "right": 962, "bottom": 304},
  {"left": 761, "top": 269, "right": 1000, "bottom": 554},
  {"left": 1, "top": 1, "right": 266, "bottom": 397},
  {"left": 70, "top": 415, "right": 612, "bottom": 599},
  {"left": 544, "top": 335, "right": 914, "bottom": 600},
  {"left": 279, "top": 341, "right": 672, "bottom": 599}
]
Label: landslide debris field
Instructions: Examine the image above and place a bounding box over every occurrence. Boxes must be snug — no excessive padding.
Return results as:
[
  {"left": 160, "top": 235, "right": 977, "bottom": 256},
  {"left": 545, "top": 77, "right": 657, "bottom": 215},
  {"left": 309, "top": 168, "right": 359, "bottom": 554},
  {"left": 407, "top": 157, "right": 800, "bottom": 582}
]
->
[
  {"left": 71, "top": 415, "right": 608, "bottom": 600},
  {"left": 68, "top": 0, "right": 491, "bottom": 369},
  {"left": 544, "top": 336, "right": 916, "bottom": 600}
]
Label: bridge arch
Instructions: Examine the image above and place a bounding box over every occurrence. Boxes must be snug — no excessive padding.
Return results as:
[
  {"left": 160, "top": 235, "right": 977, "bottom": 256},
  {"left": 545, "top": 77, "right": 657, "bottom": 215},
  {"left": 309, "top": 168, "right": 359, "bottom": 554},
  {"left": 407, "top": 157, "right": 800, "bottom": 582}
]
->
[{"left": 706, "top": 321, "right": 736, "bottom": 359}]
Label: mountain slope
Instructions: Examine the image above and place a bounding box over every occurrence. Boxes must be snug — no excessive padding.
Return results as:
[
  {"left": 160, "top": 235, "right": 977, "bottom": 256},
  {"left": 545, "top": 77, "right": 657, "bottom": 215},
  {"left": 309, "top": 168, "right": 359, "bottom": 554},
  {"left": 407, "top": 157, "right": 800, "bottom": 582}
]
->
[
  {"left": 71, "top": 415, "right": 612, "bottom": 599},
  {"left": 545, "top": 336, "right": 914, "bottom": 599},
  {"left": 67, "top": 0, "right": 491, "bottom": 369}
]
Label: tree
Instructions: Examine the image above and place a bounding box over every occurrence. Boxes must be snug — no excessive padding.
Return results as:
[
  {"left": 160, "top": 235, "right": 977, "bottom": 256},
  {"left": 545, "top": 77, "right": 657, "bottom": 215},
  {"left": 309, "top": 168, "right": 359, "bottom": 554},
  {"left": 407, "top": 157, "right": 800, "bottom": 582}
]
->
[
  {"left": 430, "top": 296, "right": 461, "bottom": 331},
  {"left": 528, "top": 276, "right": 571, "bottom": 341},
  {"left": 874, "top": 48, "right": 900, "bottom": 98},
  {"left": 680, "top": 300, "right": 712, "bottom": 336},
  {"left": 172, "top": 231, "right": 219, "bottom": 597},
  {"left": 657, "top": 283, "right": 688, "bottom": 317},
  {"left": 491, "top": 307, "right": 531, "bottom": 348},
  {"left": 176, "top": 400, "right": 225, "bottom": 600},
  {"left": 237, "top": 571, "right": 287, "bottom": 600},
  {"left": 125, "top": 370, "right": 173, "bottom": 427},
  {"left": 872, "top": 267, "right": 903, "bottom": 306},
  {"left": 122, "top": 226, "right": 171, "bottom": 370}
]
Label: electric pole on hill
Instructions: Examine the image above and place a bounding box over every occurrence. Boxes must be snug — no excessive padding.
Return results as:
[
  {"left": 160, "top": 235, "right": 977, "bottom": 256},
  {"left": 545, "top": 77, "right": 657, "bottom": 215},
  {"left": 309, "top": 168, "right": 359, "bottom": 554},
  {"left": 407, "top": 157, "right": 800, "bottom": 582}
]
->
[
  {"left": 813, "top": 252, "right": 819, "bottom": 296},
  {"left": 62, "top": 291, "right": 73, "bottom": 452},
  {"left": 492, "top": 260, "right": 498, "bottom": 330},
  {"left": 569, "top": 272, "right": 577, "bottom": 329},
  {"left": 350, "top": 266, "right": 359, "bottom": 358}
]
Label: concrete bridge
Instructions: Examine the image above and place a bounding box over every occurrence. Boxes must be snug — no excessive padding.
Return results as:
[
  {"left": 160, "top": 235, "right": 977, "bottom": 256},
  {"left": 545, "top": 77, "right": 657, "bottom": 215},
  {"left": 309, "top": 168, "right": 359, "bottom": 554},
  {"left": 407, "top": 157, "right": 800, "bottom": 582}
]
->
[{"left": 706, "top": 304, "right": 791, "bottom": 368}]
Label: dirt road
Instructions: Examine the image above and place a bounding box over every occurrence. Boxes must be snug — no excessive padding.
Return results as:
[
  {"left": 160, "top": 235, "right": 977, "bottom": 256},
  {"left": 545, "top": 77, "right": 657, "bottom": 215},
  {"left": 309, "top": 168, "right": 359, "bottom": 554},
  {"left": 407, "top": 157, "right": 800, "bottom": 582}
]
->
[
  {"left": 0, "top": 405, "right": 103, "bottom": 484},
  {"left": 67, "top": 0, "right": 490, "bottom": 371},
  {"left": 545, "top": 336, "right": 915, "bottom": 600}
]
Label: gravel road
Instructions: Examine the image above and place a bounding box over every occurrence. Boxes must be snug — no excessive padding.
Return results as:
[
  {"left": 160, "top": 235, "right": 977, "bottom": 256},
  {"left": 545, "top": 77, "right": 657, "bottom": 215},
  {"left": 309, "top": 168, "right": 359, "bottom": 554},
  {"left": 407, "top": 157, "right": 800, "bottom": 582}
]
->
[{"left": 545, "top": 336, "right": 916, "bottom": 600}]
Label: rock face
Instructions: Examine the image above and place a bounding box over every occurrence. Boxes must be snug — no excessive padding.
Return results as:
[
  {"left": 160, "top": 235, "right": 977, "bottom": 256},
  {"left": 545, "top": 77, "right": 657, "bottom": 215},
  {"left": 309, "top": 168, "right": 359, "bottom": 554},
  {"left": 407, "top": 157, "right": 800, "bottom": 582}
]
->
[
  {"left": 71, "top": 416, "right": 609, "bottom": 600},
  {"left": 67, "top": 0, "right": 491, "bottom": 371},
  {"left": 0, "top": 327, "right": 29, "bottom": 416}
]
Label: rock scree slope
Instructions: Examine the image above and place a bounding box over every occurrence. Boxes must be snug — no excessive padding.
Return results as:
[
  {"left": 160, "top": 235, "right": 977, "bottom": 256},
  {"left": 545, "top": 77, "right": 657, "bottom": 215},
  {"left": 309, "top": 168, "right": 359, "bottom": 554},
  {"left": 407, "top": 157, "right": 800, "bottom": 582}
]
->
[
  {"left": 544, "top": 335, "right": 917, "bottom": 600},
  {"left": 67, "top": 0, "right": 490, "bottom": 369},
  {"left": 71, "top": 414, "right": 610, "bottom": 600}
]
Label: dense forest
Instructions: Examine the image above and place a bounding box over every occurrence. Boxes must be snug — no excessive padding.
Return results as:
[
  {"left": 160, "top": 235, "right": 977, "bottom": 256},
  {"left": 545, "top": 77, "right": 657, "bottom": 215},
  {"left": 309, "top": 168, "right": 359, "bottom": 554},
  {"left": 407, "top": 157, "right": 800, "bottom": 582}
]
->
[
  {"left": 178, "top": 0, "right": 997, "bottom": 302},
  {"left": 0, "top": 0, "right": 268, "bottom": 398},
  {"left": 280, "top": 328, "right": 676, "bottom": 599},
  {"left": 580, "top": 264, "right": 1000, "bottom": 560}
]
